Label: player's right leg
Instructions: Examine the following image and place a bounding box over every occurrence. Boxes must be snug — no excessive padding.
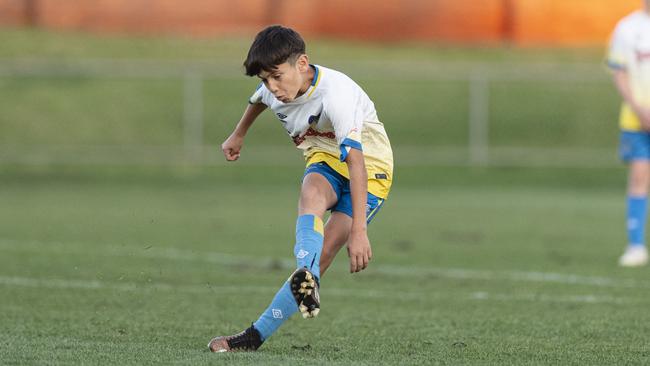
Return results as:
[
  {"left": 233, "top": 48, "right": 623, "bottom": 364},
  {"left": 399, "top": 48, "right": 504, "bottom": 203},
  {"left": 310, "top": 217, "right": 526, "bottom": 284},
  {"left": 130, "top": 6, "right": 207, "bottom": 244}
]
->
[
  {"left": 208, "top": 168, "right": 337, "bottom": 352},
  {"left": 619, "top": 131, "right": 650, "bottom": 267}
]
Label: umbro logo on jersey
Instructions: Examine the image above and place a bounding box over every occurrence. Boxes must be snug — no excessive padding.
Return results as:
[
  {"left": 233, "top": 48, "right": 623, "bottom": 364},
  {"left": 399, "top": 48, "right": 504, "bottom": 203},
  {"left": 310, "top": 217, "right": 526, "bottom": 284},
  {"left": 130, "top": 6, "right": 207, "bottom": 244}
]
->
[{"left": 276, "top": 113, "right": 288, "bottom": 119}]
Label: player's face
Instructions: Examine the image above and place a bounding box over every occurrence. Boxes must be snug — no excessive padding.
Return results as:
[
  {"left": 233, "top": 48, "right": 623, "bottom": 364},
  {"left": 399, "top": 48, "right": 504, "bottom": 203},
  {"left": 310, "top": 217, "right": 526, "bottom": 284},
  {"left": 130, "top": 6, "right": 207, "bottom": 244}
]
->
[{"left": 258, "top": 55, "right": 311, "bottom": 103}]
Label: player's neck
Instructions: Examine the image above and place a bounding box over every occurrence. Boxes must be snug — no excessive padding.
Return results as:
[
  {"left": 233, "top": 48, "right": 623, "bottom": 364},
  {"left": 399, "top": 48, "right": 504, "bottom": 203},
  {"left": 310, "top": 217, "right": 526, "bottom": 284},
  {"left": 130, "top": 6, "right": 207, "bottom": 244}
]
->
[{"left": 296, "top": 65, "right": 315, "bottom": 98}]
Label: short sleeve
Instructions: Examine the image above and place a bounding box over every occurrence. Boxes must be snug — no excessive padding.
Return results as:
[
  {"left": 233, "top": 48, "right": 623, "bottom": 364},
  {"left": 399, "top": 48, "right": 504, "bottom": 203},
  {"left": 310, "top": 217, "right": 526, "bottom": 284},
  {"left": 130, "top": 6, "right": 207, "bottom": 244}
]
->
[
  {"left": 607, "top": 21, "right": 631, "bottom": 70},
  {"left": 249, "top": 82, "right": 268, "bottom": 105},
  {"left": 323, "top": 88, "right": 364, "bottom": 162}
]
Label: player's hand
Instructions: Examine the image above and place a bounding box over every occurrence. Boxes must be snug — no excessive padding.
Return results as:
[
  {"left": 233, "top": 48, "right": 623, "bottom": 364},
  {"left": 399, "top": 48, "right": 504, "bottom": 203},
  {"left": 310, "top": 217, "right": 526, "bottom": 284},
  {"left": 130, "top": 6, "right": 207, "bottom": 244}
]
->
[
  {"left": 347, "top": 230, "right": 372, "bottom": 273},
  {"left": 221, "top": 133, "right": 244, "bottom": 161}
]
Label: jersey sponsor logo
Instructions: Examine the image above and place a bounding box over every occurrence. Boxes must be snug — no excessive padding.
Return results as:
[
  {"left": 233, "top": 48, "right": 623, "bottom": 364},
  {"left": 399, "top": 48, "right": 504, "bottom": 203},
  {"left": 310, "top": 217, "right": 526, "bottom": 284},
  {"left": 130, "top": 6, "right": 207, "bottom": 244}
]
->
[
  {"left": 292, "top": 128, "right": 336, "bottom": 146},
  {"left": 636, "top": 49, "right": 650, "bottom": 63}
]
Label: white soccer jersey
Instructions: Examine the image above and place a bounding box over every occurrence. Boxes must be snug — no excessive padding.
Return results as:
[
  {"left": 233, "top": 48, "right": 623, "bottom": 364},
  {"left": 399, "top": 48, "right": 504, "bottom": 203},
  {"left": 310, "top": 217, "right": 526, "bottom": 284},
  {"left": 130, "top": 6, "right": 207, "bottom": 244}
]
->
[
  {"left": 608, "top": 10, "right": 650, "bottom": 131},
  {"left": 249, "top": 65, "right": 393, "bottom": 198}
]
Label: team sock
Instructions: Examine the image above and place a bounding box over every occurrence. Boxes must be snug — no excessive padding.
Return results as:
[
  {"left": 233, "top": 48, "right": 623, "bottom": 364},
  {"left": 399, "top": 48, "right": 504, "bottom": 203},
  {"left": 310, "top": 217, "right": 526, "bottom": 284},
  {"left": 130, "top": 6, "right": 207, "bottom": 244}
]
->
[
  {"left": 294, "top": 214, "right": 324, "bottom": 279},
  {"left": 253, "top": 214, "right": 324, "bottom": 340},
  {"left": 627, "top": 195, "right": 647, "bottom": 247}
]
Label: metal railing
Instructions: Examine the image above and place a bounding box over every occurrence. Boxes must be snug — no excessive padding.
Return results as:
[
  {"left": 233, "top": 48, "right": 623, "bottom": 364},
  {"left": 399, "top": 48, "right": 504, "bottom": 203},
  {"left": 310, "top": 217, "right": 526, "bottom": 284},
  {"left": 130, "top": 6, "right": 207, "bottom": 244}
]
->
[{"left": 0, "top": 59, "right": 614, "bottom": 167}]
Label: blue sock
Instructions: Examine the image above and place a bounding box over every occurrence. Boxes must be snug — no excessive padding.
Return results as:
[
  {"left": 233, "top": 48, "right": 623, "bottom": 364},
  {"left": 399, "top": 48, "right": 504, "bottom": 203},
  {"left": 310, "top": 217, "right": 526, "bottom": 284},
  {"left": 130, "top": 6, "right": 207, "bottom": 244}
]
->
[
  {"left": 294, "top": 214, "right": 324, "bottom": 279},
  {"left": 627, "top": 195, "right": 647, "bottom": 247},
  {"left": 253, "top": 282, "right": 297, "bottom": 341},
  {"left": 252, "top": 214, "right": 325, "bottom": 341}
]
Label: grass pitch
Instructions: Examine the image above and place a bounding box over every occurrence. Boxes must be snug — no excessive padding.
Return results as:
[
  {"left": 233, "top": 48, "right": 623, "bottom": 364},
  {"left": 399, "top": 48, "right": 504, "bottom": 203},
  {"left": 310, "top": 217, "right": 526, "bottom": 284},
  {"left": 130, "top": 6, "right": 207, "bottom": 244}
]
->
[
  {"left": 1, "top": 165, "right": 650, "bottom": 365},
  {"left": 0, "top": 29, "right": 647, "bottom": 365}
]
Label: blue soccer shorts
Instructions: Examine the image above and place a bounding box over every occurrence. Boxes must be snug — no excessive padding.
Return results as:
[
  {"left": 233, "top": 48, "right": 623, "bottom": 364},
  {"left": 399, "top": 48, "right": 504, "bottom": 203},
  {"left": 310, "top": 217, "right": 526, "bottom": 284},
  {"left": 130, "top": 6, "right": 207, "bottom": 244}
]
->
[
  {"left": 620, "top": 131, "right": 650, "bottom": 162},
  {"left": 304, "top": 161, "right": 385, "bottom": 224}
]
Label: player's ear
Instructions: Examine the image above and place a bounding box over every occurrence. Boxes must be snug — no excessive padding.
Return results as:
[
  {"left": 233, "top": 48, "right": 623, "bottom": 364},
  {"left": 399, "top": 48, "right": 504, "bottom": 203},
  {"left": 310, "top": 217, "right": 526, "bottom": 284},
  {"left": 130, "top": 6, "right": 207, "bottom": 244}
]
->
[{"left": 296, "top": 54, "right": 309, "bottom": 72}]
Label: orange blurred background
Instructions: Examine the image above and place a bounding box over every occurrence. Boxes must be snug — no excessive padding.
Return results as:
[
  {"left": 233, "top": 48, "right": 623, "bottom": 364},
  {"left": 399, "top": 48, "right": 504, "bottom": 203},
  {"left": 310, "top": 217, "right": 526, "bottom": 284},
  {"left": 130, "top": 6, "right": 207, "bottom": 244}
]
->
[{"left": 0, "top": 0, "right": 643, "bottom": 45}]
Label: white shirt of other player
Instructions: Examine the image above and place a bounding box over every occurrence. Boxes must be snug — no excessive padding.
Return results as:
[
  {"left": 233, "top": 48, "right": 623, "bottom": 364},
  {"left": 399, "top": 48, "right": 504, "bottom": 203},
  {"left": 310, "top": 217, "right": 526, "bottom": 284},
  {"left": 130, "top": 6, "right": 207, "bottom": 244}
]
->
[
  {"left": 608, "top": 10, "right": 650, "bottom": 108},
  {"left": 249, "top": 65, "right": 393, "bottom": 197}
]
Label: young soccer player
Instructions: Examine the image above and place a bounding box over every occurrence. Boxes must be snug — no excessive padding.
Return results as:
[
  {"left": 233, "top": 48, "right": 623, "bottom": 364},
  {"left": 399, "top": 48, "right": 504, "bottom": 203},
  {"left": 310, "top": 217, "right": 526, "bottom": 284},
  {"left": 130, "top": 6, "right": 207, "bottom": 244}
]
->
[
  {"left": 608, "top": 0, "right": 650, "bottom": 267},
  {"left": 207, "top": 25, "right": 393, "bottom": 352}
]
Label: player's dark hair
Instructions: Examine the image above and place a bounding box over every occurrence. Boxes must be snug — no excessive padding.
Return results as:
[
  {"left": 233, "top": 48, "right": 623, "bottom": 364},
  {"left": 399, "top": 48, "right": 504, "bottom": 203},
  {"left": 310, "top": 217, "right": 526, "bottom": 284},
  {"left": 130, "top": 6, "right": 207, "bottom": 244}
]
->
[{"left": 244, "top": 25, "right": 306, "bottom": 76}]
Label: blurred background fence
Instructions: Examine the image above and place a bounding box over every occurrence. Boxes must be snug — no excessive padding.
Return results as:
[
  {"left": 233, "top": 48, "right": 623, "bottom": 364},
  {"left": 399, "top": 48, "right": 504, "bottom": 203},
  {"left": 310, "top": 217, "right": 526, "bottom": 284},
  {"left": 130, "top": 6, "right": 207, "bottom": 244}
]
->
[
  {"left": 0, "top": 0, "right": 638, "bottom": 168},
  {"left": 0, "top": 55, "right": 618, "bottom": 168}
]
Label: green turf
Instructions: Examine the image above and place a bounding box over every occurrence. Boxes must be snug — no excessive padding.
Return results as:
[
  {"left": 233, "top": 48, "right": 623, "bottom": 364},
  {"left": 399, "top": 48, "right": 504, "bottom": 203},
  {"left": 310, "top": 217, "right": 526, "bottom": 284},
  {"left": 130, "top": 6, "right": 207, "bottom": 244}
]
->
[
  {"left": 1, "top": 165, "right": 650, "bottom": 365},
  {"left": 0, "top": 28, "right": 646, "bottom": 365}
]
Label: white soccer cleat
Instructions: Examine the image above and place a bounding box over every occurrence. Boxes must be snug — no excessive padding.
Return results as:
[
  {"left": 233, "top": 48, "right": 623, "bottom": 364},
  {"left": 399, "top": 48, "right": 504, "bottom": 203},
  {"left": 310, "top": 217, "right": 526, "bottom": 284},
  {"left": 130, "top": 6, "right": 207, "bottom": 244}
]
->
[{"left": 618, "top": 246, "right": 649, "bottom": 267}]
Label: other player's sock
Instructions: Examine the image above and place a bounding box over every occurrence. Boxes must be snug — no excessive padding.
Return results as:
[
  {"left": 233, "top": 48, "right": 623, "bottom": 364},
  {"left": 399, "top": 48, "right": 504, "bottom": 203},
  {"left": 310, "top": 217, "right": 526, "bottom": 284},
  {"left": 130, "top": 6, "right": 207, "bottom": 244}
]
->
[
  {"left": 294, "top": 214, "right": 324, "bottom": 279},
  {"left": 627, "top": 195, "right": 647, "bottom": 247},
  {"left": 252, "top": 215, "right": 324, "bottom": 340}
]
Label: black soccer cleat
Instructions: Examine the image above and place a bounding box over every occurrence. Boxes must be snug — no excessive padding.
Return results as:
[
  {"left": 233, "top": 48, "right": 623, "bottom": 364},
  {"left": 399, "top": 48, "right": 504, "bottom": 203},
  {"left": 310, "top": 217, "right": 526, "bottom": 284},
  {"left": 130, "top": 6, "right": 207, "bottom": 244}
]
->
[
  {"left": 289, "top": 267, "right": 320, "bottom": 318},
  {"left": 207, "top": 324, "right": 263, "bottom": 353}
]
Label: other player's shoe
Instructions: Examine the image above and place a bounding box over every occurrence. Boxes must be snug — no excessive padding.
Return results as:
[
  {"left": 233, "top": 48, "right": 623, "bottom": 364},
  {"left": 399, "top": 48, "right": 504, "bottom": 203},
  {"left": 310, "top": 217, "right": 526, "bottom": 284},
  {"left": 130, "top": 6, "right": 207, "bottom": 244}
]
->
[
  {"left": 289, "top": 267, "right": 320, "bottom": 318},
  {"left": 618, "top": 245, "right": 649, "bottom": 267},
  {"left": 207, "top": 325, "right": 263, "bottom": 353}
]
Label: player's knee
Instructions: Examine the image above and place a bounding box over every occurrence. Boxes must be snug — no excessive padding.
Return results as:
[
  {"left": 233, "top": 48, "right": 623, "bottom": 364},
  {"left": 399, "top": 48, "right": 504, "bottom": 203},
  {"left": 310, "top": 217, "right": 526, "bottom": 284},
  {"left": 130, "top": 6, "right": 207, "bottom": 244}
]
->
[
  {"left": 629, "top": 166, "right": 650, "bottom": 194},
  {"left": 299, "top": 186, "right": 329, "bottom": 211}
]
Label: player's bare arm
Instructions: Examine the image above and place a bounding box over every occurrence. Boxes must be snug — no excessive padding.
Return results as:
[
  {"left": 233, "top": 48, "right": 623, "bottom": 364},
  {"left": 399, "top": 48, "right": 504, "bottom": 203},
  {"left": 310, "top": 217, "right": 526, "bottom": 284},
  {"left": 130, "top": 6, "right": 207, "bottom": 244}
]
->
[
  {"left": 345, "top": 148, "right": 372, "bottom": 273},
  {"left": 222, "top": 102, "right": 267, "bottom": 161},
  {"left": 613, "top": 69, "right": 650, "bottom": 130}
]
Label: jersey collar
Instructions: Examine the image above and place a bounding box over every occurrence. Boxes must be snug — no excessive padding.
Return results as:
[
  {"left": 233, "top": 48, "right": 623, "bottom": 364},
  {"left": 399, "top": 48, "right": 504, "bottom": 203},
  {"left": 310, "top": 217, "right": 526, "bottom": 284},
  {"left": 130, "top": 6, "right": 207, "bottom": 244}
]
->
[{"left": 288, "top": 65, "right": 321, "bottom": 104}]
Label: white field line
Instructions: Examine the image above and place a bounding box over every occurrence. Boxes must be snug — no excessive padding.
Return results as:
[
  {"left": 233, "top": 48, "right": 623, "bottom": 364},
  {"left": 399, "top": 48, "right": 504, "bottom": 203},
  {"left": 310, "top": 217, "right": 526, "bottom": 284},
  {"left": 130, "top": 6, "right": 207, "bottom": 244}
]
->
[
  {"left": 0, "top": 275, "right": 631, "bottom": 306},
  {"left": 0, "top": 238, "right": 647, "bottom": 290}
]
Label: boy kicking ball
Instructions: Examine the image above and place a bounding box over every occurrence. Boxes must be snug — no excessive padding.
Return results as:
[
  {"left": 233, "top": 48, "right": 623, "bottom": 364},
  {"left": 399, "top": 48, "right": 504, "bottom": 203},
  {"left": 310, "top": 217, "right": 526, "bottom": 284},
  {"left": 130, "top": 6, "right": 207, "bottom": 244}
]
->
[{"left": 208, "top": 25, "right": 393, "bottom": 352}]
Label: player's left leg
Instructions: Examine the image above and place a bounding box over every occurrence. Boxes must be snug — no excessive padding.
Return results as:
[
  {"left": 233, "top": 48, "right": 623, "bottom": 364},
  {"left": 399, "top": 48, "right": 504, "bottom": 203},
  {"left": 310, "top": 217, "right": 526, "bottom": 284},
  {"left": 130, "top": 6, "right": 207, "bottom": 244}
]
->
[
  {"left": 320, "top": 191, "right": 386, "bottom": 276},
  {"left": 620, "top": 159, "right": 650, "bottom": 266},
  {"left": 618, "top": 131, "right": 650, "bottom": 267}
]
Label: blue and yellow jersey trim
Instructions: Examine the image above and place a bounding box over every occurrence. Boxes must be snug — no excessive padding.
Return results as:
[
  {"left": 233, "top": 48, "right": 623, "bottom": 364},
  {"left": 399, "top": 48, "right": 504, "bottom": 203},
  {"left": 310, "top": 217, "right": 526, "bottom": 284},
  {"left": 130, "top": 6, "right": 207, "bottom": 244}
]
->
[
  {"left": 339, "top": 137, "right": 363, "bottom": 162},
  {"left": 307, "top": 65, "right": 322, "bottom": 98},
  {"left": 620, "top": 104, "right": 642, "bottom": 132}
]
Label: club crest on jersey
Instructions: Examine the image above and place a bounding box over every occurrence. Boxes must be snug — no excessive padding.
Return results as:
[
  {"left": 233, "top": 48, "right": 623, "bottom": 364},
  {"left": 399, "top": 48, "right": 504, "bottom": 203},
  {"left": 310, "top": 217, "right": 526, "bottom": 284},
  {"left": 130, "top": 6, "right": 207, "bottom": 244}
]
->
[{"left": 308, "top": 113, "right": 321, "bottom": 125}]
